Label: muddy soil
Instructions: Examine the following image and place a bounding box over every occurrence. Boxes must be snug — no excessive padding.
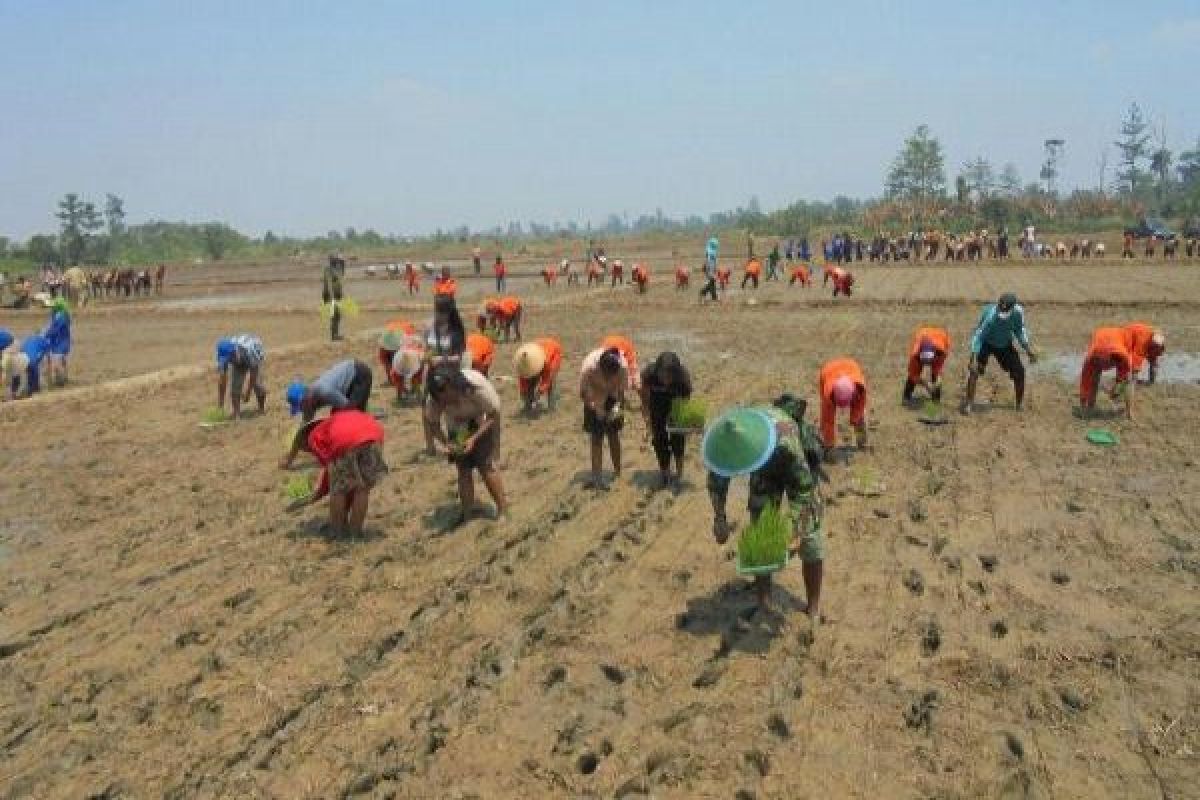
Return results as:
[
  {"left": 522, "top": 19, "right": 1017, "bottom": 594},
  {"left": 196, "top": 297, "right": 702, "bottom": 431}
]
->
[{"left": 2, "top": 260, "right": 1198, "bottom": 799}]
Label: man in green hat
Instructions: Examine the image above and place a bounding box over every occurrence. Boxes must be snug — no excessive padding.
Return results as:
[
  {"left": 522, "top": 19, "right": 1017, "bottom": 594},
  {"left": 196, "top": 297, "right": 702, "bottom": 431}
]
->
[{"left": 704, "top": 394, "right": 827, "bottom": 615}]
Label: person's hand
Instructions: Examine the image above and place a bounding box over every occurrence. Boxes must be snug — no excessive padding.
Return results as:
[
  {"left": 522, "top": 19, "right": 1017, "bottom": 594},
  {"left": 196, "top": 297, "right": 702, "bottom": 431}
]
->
[
  {"left": 285, "top": 494, "right": 312, "bottom": 513},
  {"left": 462, "top": 434, "right": 478, "bottom": 454}
]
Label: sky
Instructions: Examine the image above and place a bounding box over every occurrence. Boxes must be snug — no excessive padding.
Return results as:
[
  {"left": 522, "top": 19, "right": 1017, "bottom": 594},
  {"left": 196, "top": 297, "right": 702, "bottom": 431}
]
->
[{"left": 2, "top": 0, "right": 1199, "bottom": 239}]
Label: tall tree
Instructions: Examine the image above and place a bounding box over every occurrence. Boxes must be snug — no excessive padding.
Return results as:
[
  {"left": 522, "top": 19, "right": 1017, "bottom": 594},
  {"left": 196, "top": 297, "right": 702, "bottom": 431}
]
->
[
  {"left": 997, "top": 163, "right": 1022, "bottom": 197},
  {"left": 28, "top": 234, "right": 60, "bottom": 265},
  {"left": 1178, "top": 137, "right": 1200, "bottom": 187},
  {"left": 104, "top": 194, "right": 126, "bottom": 237},
  {"left": 201, "top": 223, "right": 237, "bottom": 261},
  {"left": 56, "top": 193, "right": 87, "bottom": 263},
  {"left": 885, "top": 125, "right": 946, "bottom": 204},
  {"left": 960, "top": 157, "right": 996, "bottom": 198},
  {"left": 1114, "top": 103, "right": 1151, "bottom": 195}
]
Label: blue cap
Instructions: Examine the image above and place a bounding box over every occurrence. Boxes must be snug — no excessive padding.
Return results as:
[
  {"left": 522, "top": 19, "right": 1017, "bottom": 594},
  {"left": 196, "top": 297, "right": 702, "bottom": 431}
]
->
[
  {"left": 286, "top": 381, "right": 307, "bottom": 416},
  {"left": 216, "top": 338, "right": 236, "bottom": 369}
]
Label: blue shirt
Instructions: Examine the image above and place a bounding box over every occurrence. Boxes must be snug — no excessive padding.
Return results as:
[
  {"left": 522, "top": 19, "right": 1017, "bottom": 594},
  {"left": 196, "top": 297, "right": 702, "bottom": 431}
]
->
[
  {"left": 0, "top": 329, "right": 12, "bottom": 353},
  {"left": 22, "top": 334, "right": 50, "bottom": 364},
  {"left": 970, "top": 303, "right": 1031, "bottom": 354},
  {"left": 43, "top": 311, "right": 71, "bottom": 354}
]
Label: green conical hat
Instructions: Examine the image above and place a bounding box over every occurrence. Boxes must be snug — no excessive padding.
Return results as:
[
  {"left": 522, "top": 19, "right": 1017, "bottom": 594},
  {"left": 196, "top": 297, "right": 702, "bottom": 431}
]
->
[
  {"left": 379, "top": 330, "right": 406, "bottom": 351},
  {"left": 702, "top": 407, "right": 778, "bottom": 477}
]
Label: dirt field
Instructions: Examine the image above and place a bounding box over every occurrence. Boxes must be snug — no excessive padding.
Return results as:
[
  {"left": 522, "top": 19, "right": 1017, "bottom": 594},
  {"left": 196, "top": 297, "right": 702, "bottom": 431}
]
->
[{"left": 2, "top": 257, "right": 1198, "bottom": 799}]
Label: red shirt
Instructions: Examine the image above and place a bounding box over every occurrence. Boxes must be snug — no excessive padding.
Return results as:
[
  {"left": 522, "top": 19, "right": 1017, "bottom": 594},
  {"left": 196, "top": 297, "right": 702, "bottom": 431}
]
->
[{"left": 307, "top": 411, "right": 384, "bottom": 495}]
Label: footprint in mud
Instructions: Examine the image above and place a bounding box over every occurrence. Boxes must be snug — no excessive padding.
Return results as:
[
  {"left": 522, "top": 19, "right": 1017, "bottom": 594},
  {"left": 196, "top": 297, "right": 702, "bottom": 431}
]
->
[
  {"left": 1050, "top": 570, "right": 1070, "bottom": 585},
  {"left": 990, "top": 620, "right": 1009, "bottom": 638},
  {"left": 543, "top": 666, "right": 567, "bottom": 691},
  {"left": 692, "top": 661, "right": 726, "bottom": 689},
  {"left": 1059, "top": 687, "right": 1089, "bottom": 713},
  {"left": 979, "top": 554, "right": 999, "bottom": 573},
  {"left": 904, "top": 689, "right": 940, "bottom": 734},
  {"left": 920, "top": 620, "right": 942, "bottom": 656},
  {"left": 601, "top": 664, "right": 626, "bottom": 685},
  {"left": 743, "top": 748, "right": 770, "bottom": 777},
  {"left": 766, "top": 712, "right": 791, "bottom": 740},
  {"left": 902, "top": 568, "right": 925, "bottom": 596}
]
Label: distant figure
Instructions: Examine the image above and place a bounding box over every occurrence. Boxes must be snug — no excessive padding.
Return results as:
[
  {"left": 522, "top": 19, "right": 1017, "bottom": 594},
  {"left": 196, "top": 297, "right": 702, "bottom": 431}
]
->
[
  {"left": 493, "top": 255, "right": 508, "bottom": 292},
  {"left": 322, "top": 253, "right": 346, "bottom": 341},
  {"left": 472, "top": 245, "right": 482, "bottom": 275}
]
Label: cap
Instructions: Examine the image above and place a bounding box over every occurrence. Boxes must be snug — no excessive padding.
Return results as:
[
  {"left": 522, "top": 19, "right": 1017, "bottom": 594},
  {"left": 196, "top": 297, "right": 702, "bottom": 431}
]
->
[
  {"left": 286, "top": 381, "right": 307, "bottom": 416},
  {"left": 831, "top": 376, "right": 857, "bottom": 407},
  {"left": 702, "top": 408, "right": 778, "bottom": 478}
]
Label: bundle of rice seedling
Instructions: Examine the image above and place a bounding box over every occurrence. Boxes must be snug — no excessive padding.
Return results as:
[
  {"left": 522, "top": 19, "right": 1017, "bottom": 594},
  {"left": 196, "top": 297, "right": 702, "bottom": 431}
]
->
[
  {"left": 669, "top": 397, "right": 708, "bottom": 430},
  {"left": 201, "top": 407, "right": 231, "bottom": 424},
  {"left": 319, "top": 298, "right": 361, "bottom": 320},
  {"left": 737, "top": 503, "right": 791, "bottom": 571},
  {"left": 283, "top": 473, "right": 314, "bottom": 500}
]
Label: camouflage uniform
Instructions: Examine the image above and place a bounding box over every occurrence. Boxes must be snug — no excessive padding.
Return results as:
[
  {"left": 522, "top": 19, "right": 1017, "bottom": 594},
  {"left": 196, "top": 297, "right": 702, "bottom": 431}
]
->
[
  {"left": 707, "top": 406, "right": 826, "bottom": 563},
  {"left": 323, "top": 256, "right": 346, "bottom": 340}
]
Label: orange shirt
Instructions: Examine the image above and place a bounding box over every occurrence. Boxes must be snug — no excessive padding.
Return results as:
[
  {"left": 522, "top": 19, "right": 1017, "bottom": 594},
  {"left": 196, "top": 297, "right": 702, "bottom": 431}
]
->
[
  {"left": 745, "top": 259, "right": 762, "bottom": 276},
  {"left": 496, "top": 297, "right": 521, "bottom": 319},
  {"left": 818, "top": 358, "right": 868, "bottom": 447},
  {"left": 907, "top": 326, "right": 950, "bottom": 380},
  {"left": 1085, "top": 327, "right": 1133, "bottom": 380},
  {"left": 600, "top": 334, "right": 639, "bottom": 387},
  {"left": 520, "top": 337, "right": 564, "bottom": 396},
  {"left": 1124, "top": 322, "right": 1159, "bottom": 372},
  {"left": 466, "top": 333, "right": 495, "bottom": 373},
  {"left": 433, "top": 277, "right": 457, "bottom": 296},
  {"left": 385, "top": 320, "right": 417, "bottom": 335},
  {"left": 632, "top": 265, "right": 648, "bottom": 282}
]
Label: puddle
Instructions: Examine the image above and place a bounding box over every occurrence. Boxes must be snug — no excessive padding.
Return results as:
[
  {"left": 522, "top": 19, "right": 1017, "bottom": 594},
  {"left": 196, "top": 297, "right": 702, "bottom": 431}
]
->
[
  {"left": 640, "top": 330, "right": 705, "bottom": 355},
  {"left": 1033, "top": 352, "right": 1200, "bottom": 385}
]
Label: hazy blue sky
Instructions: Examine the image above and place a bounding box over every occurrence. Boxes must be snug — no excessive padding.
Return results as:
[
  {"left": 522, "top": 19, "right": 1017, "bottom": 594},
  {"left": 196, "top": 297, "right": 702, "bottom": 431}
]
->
[{"left": 2, "top": 0, "right": 1199, "bottom": 238}]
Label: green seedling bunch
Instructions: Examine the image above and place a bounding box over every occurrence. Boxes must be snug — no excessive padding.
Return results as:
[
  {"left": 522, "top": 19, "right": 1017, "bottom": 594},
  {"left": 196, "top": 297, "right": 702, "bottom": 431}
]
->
[
  {"left": 202, "top": 407, "right": 231, "bottom": 424},
  {"left": 283, "top": 473, "right": 314, "bottom": 500},
  {"left": 737, "top": 503, "right": 791, "bottom": 569},
  {"left": 319, "top": 298, "right": 360, "bottom": 320},
  {"left": 669, "top": 397, "right": 708, "bottom": 429}
]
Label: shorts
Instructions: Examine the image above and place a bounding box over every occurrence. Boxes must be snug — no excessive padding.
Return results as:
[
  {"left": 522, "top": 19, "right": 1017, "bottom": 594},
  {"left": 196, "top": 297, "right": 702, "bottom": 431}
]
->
[
  {"left": 975, "top": 343, "right": 1024, "bottom": 377},
  {"left": 230, "top": 362, "right": 265, "bottom": 396},
  {"left": 583, "top": 402, "right": 623, "bottom": 440},
  {"left": 451, "top": 424, "right": 500, "bottom": 471},
  {"left": 330, "top": 442, "right": 388, "bottom": 494}
]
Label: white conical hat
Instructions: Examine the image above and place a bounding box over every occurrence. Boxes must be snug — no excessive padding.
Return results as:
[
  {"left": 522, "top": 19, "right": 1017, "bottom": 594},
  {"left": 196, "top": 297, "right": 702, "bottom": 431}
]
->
[{"left": 513, "top": 343, "right": 546, "bottom": 378}]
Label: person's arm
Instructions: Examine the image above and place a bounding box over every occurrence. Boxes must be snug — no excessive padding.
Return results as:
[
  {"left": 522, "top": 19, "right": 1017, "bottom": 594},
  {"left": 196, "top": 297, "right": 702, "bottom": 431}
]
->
[
  {"left": 1147, "top": 358, "right": 1158, "bottom": 386},
  {"left": 217, "top": 368, "right": 228, "bottom": 411},
  {"left": 1124, "top": 378, "right": 1135, "bottom": 420},
  {"left": 464, "top": 410, "right": 497, "bottom": 452},
  {"left": 1015, "top": 310, "right": 1034, "bottom": 356},
  {"left": 243, "top": 366, "right": 258, "bottom": 403},
  {"left": 820, "top": 393, "right": 836, "bottom": 454},
  {"left": 852, "top": 389, "right": 868, "bottom": 447},
  {"left": 423, "top": 399, "right": 450, "bottom": 450}
]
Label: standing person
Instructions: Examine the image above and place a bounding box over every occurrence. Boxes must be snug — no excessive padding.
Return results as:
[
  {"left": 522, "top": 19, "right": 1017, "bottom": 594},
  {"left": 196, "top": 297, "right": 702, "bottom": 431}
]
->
[
  {"left": 300, "top": 358, "right": 373, "bottom": 422},
  {"left": 465, "top": 331, "right": 496, "bottom": 376},
  {"left": 281, "top": 409, "right": 388, "bottom": 538},
  {"left": 493, "top": 255, "right": 508, "bottom": 293},
  {"left": 741, "top": 257, "right": 762, "bottom": 289},
  {"left": 404, "top": 261, "right": 420, "bottom": 295},
  {"left": 1124, "top": 322, "right": 1166, "bottom": 384},
  {"left": 766, "top": 244, "right": 781, "bottom": 281},
  {"left": 322, "top": 253, "right": 346, "bottom": 341},
  {"left": 599, "top": 333, "right": 640, "bottom": 389},
  {"left": 579, "top": 346, "right": 629, "bottom": 488},
  {"left": 704, "top": 394, "right": 827, "bottom": 613},
  {"left": 1122, "top": 231, "right": 1135, "bottom": 259},
  {"left": 799, "top": 237, "right": 812, "bottom": 263},
  {"left": 610, "top": 259, "right": 625, "bottom": 287},
  {"left": 472, "top": 245, "right": 482, "bottom": 275},
  {"left": 42, "top": 298, "right": 71, "bottom": 386},
  {"left": 962, "top": 292, "right": 1038, "bottom": 415},
  {"left": 705, "top": 235, "right": 719, "bottom": 272},
  {"left": 1079, "top": 327, "right": 1136, "bottom": 419},
  {"left": 424, "top": 365, "right": 508, "bottom": 522},
  {"left": 903, "top": 326, "right": 951, "bottom": 403},
  {"left": 818, "top": 357, "right": 869, "bottom": 458},
  {"left": 514, "top": 337, "right": 564, "bottom": 412},
  {"left": 638, "top": 351, "right": 693, "bottom": 489},
  {"left": 215, "top": 334, "right": 267, "bottom": 419},
  {"left": 785, "top": 239, "right": 794, "bottom": 262},
  {"left": 699, "top": 255, "right": 719, "bottom": 303}
]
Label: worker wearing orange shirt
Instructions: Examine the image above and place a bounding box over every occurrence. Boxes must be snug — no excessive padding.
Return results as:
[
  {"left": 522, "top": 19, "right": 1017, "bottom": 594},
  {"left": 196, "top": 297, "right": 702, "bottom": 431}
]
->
[
  {"left": 1124, "top": 322, "right": 1166, "bottom": 385},
  {"left": 741, "top": 257, "right": 762, "bottom": 289},
  {"left": 433, "top": 266, "right": 457, "bottom": 298},
  {"left": 404, "top": 262, "right": 420, "bottom": 294},
  {"left": 674, "top": 265, "right": 690, "bottom": 289},
  {"left": 716, "top": 264, "right": 732, "bottom": 291},
  {"left": 377, "top": 320, "right": 418, "bottom": 390},
  {"left": 491, "top": 296, "right": 523, "bottom": 341},
  {"left": 631, "top": 263, "right": 649, "bottom": 293},
  {"left": 514, "top": 337, "right": 564, "bottom": 412},
  {"left": 466, "top": 332, "right": 496, "bottom": 377},
  {"left": 818, "top": 358, "right": 868, "bottom": 458},
  {"left": 903, "top": 326, "right": 951, "bottom": 403},
  {"left": 824, "top": 265, "right": 855, "bottom": 297},
  {"left": 789, "top": 262, "right": 811, "bottom": 287},
  {"left": 610, "top": 258, "right": 625, "bottom": 287},
  {"left": 1080, "top": 327, "right": 1136, "bottom": 419},
  {"left": 600, "top": 334, "right": 640, "bottom": 390}
]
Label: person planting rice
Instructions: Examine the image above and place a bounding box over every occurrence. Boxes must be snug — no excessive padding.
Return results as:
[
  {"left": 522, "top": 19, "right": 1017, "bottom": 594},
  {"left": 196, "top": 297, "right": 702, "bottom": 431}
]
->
[
  {"left": 903, "top": 326, "right": 950, "bottom": 404},
  {"left": 377, "top": 320, "right": 418, "bottom": 379},
  {"left": 476, "top": 299, "right": 497, "bottom": 335},
  {"left": 322, "top": 253, "right": 346, "bottom": 341},
  {"left": 632, "top": 263, "right": 649, "bottom": 293},
  {"left": 610, "top": 259, "right": 625, "bottom": 287},
  {"left": 466, "top": 332, "right": 496, "bottom": 376},
  {"left": 824, "top": 265, "right": 855, "bottom": 297},
  {"left": 741, "top": 258, "right": 762, "bottom": 289},
  {"left": 3, "top": 334, "right": 50, "bottom": 400},
  {"left": 638, "top": 351, "right": 693, "bottom": 489},
  {"left": 300, "top": 358, "right": 373, "bottom": 422},
  {"left": 281, "top": 409, "right": 388, "bottom": 537},
  {"left": 42, "top": 298, "right": 71, "bottom": 386},
  {"left": 215, "top": 334, "right": 267, "bottom": 419},
  {"left": 1079, "top": 327, "right": 1137, "bottom": 420},
  {"left": 389, "top": 344, "right": 426, "bottom": 403},
  {"left": 961, "top": 292, "right": 1037, "bottom": 415},
  {"left": 492, "top": 296, "right": 523, "bottom": 341},
  {"left": 514, "top": 337, "right": 564, "bottom": 412},
  {"left": 0, "top": 329, "right": 12, "bottom": 359},
  {"left": 704, "top": 394, "right": 827, "bottom": 613},
  {"left": 789, "top": 262, "right": 811, "bottom": 287},
  {"left": 599, "top": 334, "right": 640, "bottom": 390},
  {"left": 716, "top": 264, "right": 732, "bottom": 292},
  {"left": 675, "top": 265, "right": 690, "bottom": 290},
  {"left": 580, "top": 346, "right": 629, "bottom": 489},
  {"left": 424, "top": 365, "right": 508, "bottom": 523},
  {"left": 819, "top": 357, "right": 869, "bottom": 458},
  {"left": 1123, "top": 322, "right": 1166, "bottom": 384},
  {"left": 766, "top": 244, "right": 781, "bottom": 281},
  {"left": 587, "top": 259, "right": 605, "bottom": 287},
  {"left": 541, "top": 264, "right": 558, "bottom": 286}
]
